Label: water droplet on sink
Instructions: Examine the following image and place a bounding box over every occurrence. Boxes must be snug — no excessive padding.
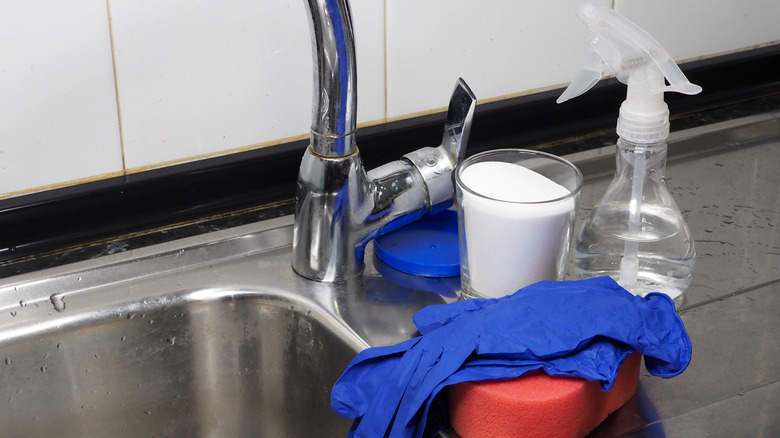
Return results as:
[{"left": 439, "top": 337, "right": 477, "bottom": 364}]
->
[
  {"left": 166, "top": 337, "right": 176, "bottom": 346},
  {"left": 121, "top": 336, "right": 126, "bottom": 341},
  {"left": 5, "top": 357, "right": 11, "bottom": 365},
  {"left": 19, "top": 300, "right": 27, "bottom": 307},
  {"left": 40, "top": 365, "right": 47, "bottom": 373},
  {"left": 49, "top": 294, "right": 66, "bottom": 312},
  {"left": 144, "top": 410, "right": 152, "bottom": 415},
  {"left": 10, "top": 311, "right": 16, "bottom": 317},
  {"left": 127, "top": 313, "right": 136, "bottom": 320}
]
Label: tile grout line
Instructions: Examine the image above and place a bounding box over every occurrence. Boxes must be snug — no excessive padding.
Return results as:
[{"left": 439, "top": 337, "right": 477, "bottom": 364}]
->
[
  {"left": 104, "top": 0, "right": 128, "bottom": 175},
  {"left": 383, "top": 0, "right": 389, "bottom": 122}
]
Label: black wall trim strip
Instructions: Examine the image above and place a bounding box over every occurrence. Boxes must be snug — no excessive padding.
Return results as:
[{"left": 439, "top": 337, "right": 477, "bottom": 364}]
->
[{"left": 1, "top": 44, "right": 779, "bottom": 270}]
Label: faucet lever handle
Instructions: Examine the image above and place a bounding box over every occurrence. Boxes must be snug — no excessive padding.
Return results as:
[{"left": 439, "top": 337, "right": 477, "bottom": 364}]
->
[
  {"left": 404, "top": 78, "right": 477, "bottom": 211},
  {"left": 441, "top": 78, "right": 477, "bottom": 165}
]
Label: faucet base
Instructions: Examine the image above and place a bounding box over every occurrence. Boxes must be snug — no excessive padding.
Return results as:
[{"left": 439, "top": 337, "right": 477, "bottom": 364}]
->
[{"left": 293, "top": 147, "right": 368, "bottom": 282}]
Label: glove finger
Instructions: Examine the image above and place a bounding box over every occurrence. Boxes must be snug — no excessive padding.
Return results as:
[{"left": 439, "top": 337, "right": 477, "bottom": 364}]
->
[{"left": 332, "top": 337, "right": 420, "bottom": 417}]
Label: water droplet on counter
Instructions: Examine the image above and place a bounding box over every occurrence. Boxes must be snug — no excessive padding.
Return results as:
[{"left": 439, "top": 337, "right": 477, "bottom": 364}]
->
[
  {"left": 144, "top": 410, "right": 152, "bottom": 415},
  {"left": 5, "top": 357, "right": 11, "bottom": 365},
  {"left": 166, "top": 337, "right": 176, "bottom": 346},
  {"left": 40, "top": 365, "right": 47, "bottom": 373},
  {"left": 121, "top": 336, "right": 126, "bottom": 341},
  {"left": 49, "top": 294, "right": 66, "bottom": 312}
]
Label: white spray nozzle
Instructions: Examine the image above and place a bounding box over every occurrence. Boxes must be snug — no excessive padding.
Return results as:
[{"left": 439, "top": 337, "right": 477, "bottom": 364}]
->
[{"left": 557, "top": 2, "right": 702, "bottom": 142}]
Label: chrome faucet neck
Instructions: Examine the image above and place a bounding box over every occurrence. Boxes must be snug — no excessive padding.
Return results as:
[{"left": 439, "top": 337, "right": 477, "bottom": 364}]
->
[{"left": 303, "top": 0, "right": 357, "bottom": 157}]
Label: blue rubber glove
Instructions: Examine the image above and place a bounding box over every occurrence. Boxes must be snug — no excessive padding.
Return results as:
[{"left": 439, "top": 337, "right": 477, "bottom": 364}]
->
[{"left": 331, "top": 276, "right": 692, "bottom": 438}]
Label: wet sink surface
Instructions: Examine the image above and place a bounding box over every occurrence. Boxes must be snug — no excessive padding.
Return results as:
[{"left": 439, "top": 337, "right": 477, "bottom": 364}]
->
[
  {"left": 1, "top": 290, "right": 356, "bottom": 437},
  {"left": 0, "top": 112, "right": 778, "bottom": 437},
  {"left": 0, "top": 216, "right": 449, "bottom": 437}
]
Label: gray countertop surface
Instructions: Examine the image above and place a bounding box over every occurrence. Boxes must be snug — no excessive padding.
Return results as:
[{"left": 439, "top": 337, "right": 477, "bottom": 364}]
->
[{"left": 574, "top": 113, "right": 780, "bottom": 437}]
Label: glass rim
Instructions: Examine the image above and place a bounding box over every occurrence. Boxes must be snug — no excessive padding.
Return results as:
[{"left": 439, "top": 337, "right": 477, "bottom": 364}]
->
[{"left": 455, "top": 148, "right": 584, "bottom": 205}]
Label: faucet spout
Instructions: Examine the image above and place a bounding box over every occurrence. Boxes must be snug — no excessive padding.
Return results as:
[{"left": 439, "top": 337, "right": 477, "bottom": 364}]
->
[
  {"left": 293, "top": 0, "right": 477, "bottom": 283},
  {"left": 303, "top": 0, "right": 357, "bottom": 157}
]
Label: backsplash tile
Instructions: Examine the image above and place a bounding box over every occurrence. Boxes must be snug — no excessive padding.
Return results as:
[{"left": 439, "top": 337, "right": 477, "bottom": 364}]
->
[
  {"left": 110, "top": 0, "right": 385, "bottom": 171},
  {"left": 0, "top": 1, "right": 777, "bottom": 197},
  {"left": 616, "top": 0, "right": 780, "bottom": 61},
  {"left": 110, "top": 0, "right": 312, "bottom": 170},
  {"left": 384, "top": 0, "right": 611, "bottom": 119},
  {"left": 0, "top": 0, "right": 122, "bottom": 197}
]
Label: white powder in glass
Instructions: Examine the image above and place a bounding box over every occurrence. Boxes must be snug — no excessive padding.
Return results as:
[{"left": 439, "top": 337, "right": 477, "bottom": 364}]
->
[
  {"left": 459, "top": 161, "right": 576, "bottom": 298},
  {"left": 461, "top": 161, "right": 570, "bottom": 202}
]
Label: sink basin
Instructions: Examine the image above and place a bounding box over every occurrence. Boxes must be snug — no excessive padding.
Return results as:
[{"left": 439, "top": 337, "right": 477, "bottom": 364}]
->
[
  {"left": 0, "top": 290, "right": 355, "bottom": 437},
  {"left": 0, "top": 217, "right": 450, "bottom": 437}
]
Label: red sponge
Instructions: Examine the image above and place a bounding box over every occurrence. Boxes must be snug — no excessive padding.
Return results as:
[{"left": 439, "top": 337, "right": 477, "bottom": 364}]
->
[{"left": 448, "top": 352, "right": 641, "bottom": 438}]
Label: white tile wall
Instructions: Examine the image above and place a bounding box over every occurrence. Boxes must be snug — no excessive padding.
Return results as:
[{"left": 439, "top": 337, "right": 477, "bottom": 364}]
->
[
  {"left": 110, "top": 0, "right": 385, "bottom": 170},
  {"left": 1, "top": 0, "right": 778, "bottom": 198},
  {"left": 616, "top": 0, "right": 780, "bottom": 61},
  {"left": 385, "top": 0, "right": 613, "bottom": 118},
  {"left": 0, "top": 0, "right": 122, "bottom": 197}
]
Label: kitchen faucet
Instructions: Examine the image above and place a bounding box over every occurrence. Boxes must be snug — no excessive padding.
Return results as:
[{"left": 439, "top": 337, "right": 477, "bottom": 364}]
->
[{"left": 293, "top": 0, "right": 476, "bottom": 282}]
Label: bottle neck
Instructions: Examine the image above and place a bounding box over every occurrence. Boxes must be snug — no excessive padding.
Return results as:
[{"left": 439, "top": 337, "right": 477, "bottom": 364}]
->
[{"left": 616, "top": 137, "right": 668, "bottom": 181}]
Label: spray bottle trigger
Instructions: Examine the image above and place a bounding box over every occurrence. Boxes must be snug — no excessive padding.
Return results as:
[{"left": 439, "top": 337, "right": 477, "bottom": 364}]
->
[
  {"left": 556, "top": 50, "right": 606, "bottom": 104},
  {"left": 656, "top": 58, "right": 703, "bottom": 95}
]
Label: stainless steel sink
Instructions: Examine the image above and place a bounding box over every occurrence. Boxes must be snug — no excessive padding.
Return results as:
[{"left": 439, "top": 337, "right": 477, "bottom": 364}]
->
[
  {"left": 0, "top": 217, "right": 451, "bottom": 437},
  {"left": 1, "top": 112, "right": 778, "bottom": 437}
]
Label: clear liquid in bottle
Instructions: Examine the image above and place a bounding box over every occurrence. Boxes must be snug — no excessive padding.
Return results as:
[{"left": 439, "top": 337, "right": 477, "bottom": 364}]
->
[{"left": 573, "top": 139, "right": 694, "bottom": 303}]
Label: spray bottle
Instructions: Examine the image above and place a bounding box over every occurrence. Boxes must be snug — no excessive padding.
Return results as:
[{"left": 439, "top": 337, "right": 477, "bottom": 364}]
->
[{"left": 557, "top": 2, "right": 701, "bottom": 302}]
